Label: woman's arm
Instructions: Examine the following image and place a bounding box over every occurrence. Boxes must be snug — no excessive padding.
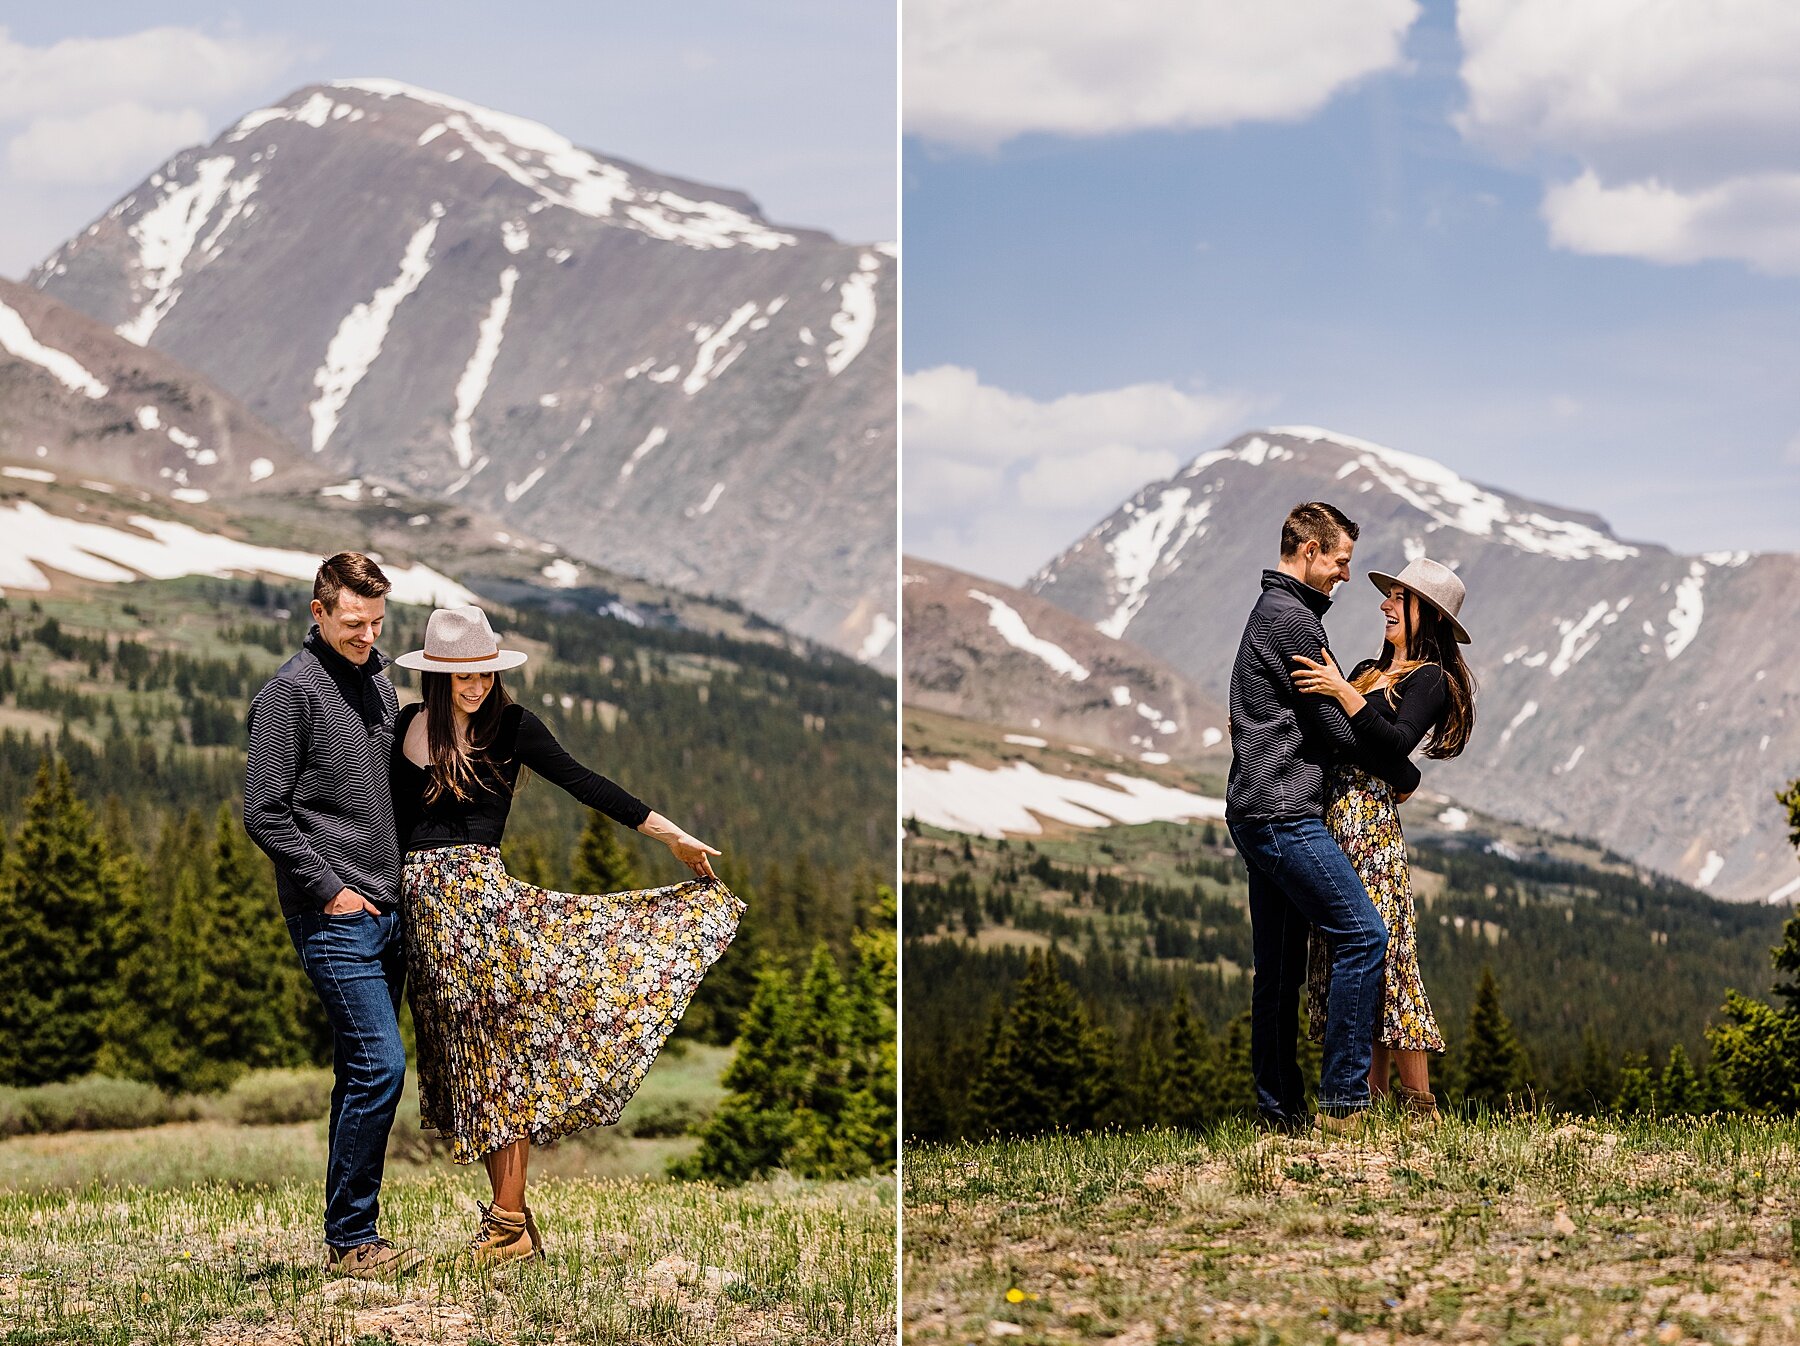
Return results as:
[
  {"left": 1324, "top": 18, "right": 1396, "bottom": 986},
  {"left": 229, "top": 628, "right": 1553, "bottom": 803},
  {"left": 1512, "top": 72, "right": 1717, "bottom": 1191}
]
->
[
  {"left": 514, "top": 708, "right": 652, "bottom": 827},
  {"left": 514, "top": 709, "right": 721, "bottom": 879}
]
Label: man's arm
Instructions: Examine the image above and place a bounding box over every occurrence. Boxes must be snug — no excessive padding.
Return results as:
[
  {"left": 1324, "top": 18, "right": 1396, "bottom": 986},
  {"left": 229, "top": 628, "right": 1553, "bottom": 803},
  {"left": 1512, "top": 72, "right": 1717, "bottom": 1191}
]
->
[
  {"left": 243, "top": 678, "right": 346, "bottom": 908},
  {"left": 1268, "top": 609, "right": 1360, "bottom": 756}
]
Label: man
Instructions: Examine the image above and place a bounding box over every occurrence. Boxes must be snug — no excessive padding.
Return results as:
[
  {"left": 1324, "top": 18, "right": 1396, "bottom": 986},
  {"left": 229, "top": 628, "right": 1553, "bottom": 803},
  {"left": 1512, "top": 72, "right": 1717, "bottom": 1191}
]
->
[
  {"left": 244, "top": 552, "right": 420, "bottom": 1277},
  {"left": 1223, "top": 503, "right": 1421, "bottom": 1135}
]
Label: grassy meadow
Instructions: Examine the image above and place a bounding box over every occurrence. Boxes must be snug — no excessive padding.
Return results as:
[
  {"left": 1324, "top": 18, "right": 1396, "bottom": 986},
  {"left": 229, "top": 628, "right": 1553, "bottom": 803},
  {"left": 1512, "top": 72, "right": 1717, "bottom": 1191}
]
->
[
  {"left": 0, "top": 1046, "right": 897, "bottom": 1345},
  {"left": 904, "top": 1112, "right": 1800, "bottom": 1345}
]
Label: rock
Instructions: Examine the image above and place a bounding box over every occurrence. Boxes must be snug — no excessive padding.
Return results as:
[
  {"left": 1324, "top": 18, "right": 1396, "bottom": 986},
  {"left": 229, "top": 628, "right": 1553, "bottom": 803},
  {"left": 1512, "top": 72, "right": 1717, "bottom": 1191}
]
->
[
  {"left": 987, "top": 1321, "right": 1024, "bottom": 1337},
  {"left": 1552, "top": 1208, "right": 1578, "bottom": 1238}
]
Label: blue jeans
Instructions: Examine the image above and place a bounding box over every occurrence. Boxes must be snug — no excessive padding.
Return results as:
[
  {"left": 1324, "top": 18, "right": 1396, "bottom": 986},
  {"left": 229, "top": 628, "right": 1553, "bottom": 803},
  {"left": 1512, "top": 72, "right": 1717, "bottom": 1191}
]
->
[
  {"left": 1229, "top": 816, "right": 1388, "bottom": 1117},
  {"left": 285, "top": 906, "right": 407, "bottom": 1249}
]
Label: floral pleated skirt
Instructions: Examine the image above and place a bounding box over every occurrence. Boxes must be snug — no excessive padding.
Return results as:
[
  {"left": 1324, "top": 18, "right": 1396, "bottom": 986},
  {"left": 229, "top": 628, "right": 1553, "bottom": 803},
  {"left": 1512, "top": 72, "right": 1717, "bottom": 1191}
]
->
[
  {"left": 1306, "top": 765, "right": 1445, "bottom": 1053},
  {"left": 402, "top": 844, "right": 745, "bottom": 1164}
]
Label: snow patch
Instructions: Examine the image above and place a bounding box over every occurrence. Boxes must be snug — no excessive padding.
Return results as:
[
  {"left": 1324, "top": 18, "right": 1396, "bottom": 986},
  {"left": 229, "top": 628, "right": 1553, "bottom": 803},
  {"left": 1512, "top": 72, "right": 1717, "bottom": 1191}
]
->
[
  {"left": 1200, "top": 727, "right": 1224, "bottom": 748},
  {"left": 333, "top": 80, "right": 796, "bottom": 251},
  {"left": 167, "top": 426, "right": 199, "bottom": 450},
  {"left": 859, "top": 613, "right": 896, "bottom": 662},
  {"left": 504, "top": 466, "right": 546, "bottom": 502},
  {"left": 136, "top": 406, "right": 162, "bottom": 431},
  {"left": 170, "top": 488, "right": 209, "bottom": 504},
  {"left": 1004, "top": 734, "right": 1048, "bottom": 748},
  {"left": 2, "top": 467, "right": 55, "bottom": 483},
  {"left": 967, "top": 589, "right": 1089, "bottom": 681},
  {"left": 248, "top": 458, "right": 274, "bottom": 483},
  {"left": 308, "top": 217, "right": 439, "bottom": 453},
  {"left": 0, "top": 500, "right": 474, "bottom": 604},
  {"left": 1499, "top": 699, "right": 1538, "bottom": 745},
  {"left": 502, "top": 220, "right": 529, "bottom": 254},
  {"left": 0, "top": 301, "right": 109, "bottom": 397},
  {"left": 1665, "top": 562, "right": 1705, "bottom": 660},
  {"left": 620, "top": 426, "right": 667, "bottom": 480},
  {"left": 690, "top": 482, "right": 726, "bottom": 517},
  {"left": 540, "top": 558, "right": 581, "bottom": 588},
  {"left": 1768, "top": 874, "right": 1800, "bottom": 904},
  {"left": 1111, "top": 685, "right": 1133, "bottom": 707},
  {"left": 450, "top": 267, "right": 519, "bottom": 469},
  {"left": 1437, "top": 808, "right": 1470, "bottom": 830},
  {"left": 118, "top": 157, "right": 239, "bottom": 345},
  {"left": 1271, "top": 427, "right": 1640, "bottom": 562},
  {"left": 1556, "top": 743, "right": 1585, "bottom": 774},
  {"left": 1697, "top": 851, "right": 1725, "bottom": 889},
  {"left": 684, "top": 302, "right": 759, "bottom": 395},
  {"left": 825, "top": 253, "right": 881, "bottom": 375},
  {"left": 1549, "top": 601, "right": 1615, "bottom": 676},
  {"left": 901, "top": 759, "right": 1226, "bottom": 838},
  {"left": 1098, "top": 489, "right": 1211, "bottom": 638}
]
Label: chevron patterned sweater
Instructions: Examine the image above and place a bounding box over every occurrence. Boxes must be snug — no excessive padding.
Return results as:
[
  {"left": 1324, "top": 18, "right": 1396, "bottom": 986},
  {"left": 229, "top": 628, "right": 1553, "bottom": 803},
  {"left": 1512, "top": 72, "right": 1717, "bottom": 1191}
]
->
[
  {"left": 1225, "top": 570, "right": 1421, "bottom": 823},
  {"left": 244, "top": 627, "right": 401, "bottom": 918}
]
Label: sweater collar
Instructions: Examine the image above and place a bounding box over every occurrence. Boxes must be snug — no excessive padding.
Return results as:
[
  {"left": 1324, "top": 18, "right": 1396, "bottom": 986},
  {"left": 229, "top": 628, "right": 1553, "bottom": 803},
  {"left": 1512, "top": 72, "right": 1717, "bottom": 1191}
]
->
[
  {"left": 1261, "top": 568, "right": 1334, "bottom": 617},
  {"left": 306, "top": 625, "right": 389, "bottom": 679}
]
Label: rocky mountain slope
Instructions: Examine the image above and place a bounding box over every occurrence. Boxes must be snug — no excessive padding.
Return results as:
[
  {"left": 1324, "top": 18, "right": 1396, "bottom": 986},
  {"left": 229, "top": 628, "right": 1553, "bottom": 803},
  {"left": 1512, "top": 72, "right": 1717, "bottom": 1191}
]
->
[
  {"left": 904, "top": 554, "right": 1226, "bottom": 765},
  {"left": 1027, "top": 427, "right": 1800, "bottom": 903},
  {"left": 0, "top": 277, "right": 302, "bottom": 501},
  {"left": 28, "top": 80, "right": 894, "bottom": 665}
]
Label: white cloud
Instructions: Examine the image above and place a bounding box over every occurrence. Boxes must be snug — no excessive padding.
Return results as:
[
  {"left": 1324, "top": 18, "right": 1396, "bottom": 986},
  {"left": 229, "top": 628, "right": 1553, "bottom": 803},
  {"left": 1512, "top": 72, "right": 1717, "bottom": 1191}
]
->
[
  {"left": 8, "top": 103, "right": 208, "bottom": 185},
  {"left": 0, "top": 26, "right": 296, "bottom": 122},
  {"left": 904, "top": 365, "right": 1246, "bottom": 582},
  {"left": 1458, "top": 0, "right": 1800, "bottom": 273},
  {"left": 1542, "top": 169, "right": 1800, "bottom": 276},
  {"left": 905, "top": 0, "right": 1420, "bottom": 150}
]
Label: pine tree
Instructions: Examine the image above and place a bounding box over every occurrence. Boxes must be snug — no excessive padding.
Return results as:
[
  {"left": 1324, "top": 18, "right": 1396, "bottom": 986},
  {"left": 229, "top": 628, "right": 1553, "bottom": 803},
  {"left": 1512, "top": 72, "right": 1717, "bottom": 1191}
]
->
[
  {"left": 1707, "top": 989, "right": 1800, "bottom": 1114},
  {"left": 676, "top": 961, "right": 800, "bottom": 1181},
  {"left": 1574, "top": 1025, "right": 1618, "bottom": 1115},
  {"left": 787, "top": 944, "right": 883, "bottom": 1177},
  {"left": 0, "top": 759, "right": 133, "bottom": 1085},
  {"left": 569, "top": 813, "right": 638, "bottom": 893},
  {"left": 844, "top": 888, "right": 897, "bottom": 1170},
  {"left": 1161, "top": 996, "right": 1220, "bottom": 1130},
  {"left": 1460, "top": 966, "right": 1527, "bottom": 1114},
  {"left": 969, "top": 949, "right": 1107, "bottom": 1137},
  {"left": 1217, "top": 1010, "right": 1256, "bottom": 1119},
  {"left": 1614, "top": 1050, "right": 1655, "bottom": 1116},
  {"left": 505, "top": 834, "right": 555, "bottom": 889},
  {"left": 1659, "top": 1043, "right": 1699, "bottom": 1116}
]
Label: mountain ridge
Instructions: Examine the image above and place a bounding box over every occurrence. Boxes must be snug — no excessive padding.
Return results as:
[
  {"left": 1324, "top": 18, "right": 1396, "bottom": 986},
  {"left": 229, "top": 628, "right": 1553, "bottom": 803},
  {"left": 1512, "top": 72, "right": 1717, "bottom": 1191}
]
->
[
  {"left": 29, "top": 80, "right": 895, "bottom": 666},
  {"left": 1022, "top": 426, "right": 1800, "bottom": 903}
]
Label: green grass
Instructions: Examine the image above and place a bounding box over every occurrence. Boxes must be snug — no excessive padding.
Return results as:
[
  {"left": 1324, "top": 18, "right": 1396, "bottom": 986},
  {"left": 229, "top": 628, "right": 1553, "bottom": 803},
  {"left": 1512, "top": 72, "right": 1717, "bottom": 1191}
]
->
[
  {"left": 0, "top": 1045, "right": 895, "bottom": 1343},
  {"left": 904, "top": 1112, "right": 1800, "bottom": 1344}
]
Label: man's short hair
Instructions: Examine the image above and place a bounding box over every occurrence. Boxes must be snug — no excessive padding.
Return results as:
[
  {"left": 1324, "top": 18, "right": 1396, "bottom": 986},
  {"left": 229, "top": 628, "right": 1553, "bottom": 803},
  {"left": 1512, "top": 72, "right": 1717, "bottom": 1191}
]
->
[
  {"left": 314, "top": 552, "right": 392, "bottom": 613},
  {"left": 1280, "top": 502, "right": 1359, "bottom": 557}
]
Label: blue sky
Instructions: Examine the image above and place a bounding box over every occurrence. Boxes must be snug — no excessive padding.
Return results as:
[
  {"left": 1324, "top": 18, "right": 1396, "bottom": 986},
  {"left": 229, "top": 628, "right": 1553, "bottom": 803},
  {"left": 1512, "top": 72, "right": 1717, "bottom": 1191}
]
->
[
  {"left": 903, "top": 0, "right": 1800, "bottom": 582},
  {"left": 0, "top": 4, "right": 895, "bottom": 277}
]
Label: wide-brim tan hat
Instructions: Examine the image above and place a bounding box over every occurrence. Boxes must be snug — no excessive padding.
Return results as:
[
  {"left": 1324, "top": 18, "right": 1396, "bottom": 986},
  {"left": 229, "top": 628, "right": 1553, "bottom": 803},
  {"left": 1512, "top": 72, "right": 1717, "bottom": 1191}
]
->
[
  {"left": 1366, "top": 557, "right": 1472, "bottom": 645},
  {"left": 394, "top": 605, "right": 529, "bottom": 673}
]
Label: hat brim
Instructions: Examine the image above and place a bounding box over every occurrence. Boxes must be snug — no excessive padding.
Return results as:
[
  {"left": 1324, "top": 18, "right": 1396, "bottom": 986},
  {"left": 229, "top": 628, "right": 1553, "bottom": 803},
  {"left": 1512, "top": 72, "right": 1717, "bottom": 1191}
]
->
[
  {"left": 393, "top": 649, "right": 530, "bottom": 673},
  {"left": 1367, "top": 570, "right": 1472, "bottom": 645}
]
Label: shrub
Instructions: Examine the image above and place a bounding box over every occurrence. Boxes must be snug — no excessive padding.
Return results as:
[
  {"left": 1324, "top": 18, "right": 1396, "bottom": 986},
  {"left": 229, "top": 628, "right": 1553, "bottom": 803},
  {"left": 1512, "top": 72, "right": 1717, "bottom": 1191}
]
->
[
  {"left": 0, "top": 1075, "right": 177, "bottom": 1137},
  {"left": 223, "top": 1068, "right": 335, "bottom": 1126}
]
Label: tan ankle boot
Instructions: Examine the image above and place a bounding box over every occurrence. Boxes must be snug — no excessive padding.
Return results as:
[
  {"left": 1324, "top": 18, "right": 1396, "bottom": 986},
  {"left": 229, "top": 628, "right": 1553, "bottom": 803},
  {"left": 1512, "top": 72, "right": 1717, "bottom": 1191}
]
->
[
  {"left": 468, "top": 1202, "right": 535, "bottom": 1267},
  {"left": 522, "top": 1204, "right": 545, "bottom": 1257},
  {"left": 1395, "top": 1083, "right": 1440, "bottom": 1125}
]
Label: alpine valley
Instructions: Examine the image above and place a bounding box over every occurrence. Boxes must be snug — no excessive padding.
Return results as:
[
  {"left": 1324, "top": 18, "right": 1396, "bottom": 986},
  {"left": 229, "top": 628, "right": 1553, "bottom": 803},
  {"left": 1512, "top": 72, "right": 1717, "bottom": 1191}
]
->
[{"left": 24, "top": 80, "right": 895, "bottom": 666}]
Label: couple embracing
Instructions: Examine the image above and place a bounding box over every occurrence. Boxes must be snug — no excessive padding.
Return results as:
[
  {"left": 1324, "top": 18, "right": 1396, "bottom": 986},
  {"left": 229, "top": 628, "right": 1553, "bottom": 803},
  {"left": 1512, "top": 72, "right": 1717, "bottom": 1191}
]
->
[
  {"left": 243, "top": 552, "right": 743, "bottom": 1275},
  {"left": 1225, "top": 503, "right": 1477, "bottom": 1135}
]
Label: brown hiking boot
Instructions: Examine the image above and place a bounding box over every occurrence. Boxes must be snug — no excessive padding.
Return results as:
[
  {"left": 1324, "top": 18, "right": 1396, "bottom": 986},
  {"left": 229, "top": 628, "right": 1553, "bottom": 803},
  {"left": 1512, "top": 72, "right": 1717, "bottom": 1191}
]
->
[
  {"left": 326, "top": 1237, "right": 424, "bottom": 1279},
  {"left": 1395, "top": 1083, "right": 1441, "bottom": 1126},
  {"left": 468, "top": 1202, "right": 539, "bottom": 1267},
  {"left": 522, "top": 1204, "right": 545, "bottom": 1257},
  {"left": 1314, "top": 1108, "right": 1373, "bottom": 1139}
]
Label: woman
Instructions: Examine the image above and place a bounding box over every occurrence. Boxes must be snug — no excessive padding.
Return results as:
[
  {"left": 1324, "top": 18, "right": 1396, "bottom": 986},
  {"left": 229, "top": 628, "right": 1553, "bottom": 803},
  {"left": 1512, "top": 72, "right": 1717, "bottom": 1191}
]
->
[
  {"left": 1290, "top": 557, "right": 1476, "bottom": 1123},
  {"left": 391, "top": 604, "right": 743, "bottom": 1265}
]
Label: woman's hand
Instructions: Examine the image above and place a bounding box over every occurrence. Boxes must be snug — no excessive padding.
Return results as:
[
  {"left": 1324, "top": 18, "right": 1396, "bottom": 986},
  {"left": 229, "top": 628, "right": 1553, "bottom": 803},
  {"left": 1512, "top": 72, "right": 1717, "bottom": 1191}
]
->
[
  {"left": 640, "top": 811, "right": 722, "bottom": 880},
  {"left": 1291, "top": 647, "right": 1362, "bottom": 712}
]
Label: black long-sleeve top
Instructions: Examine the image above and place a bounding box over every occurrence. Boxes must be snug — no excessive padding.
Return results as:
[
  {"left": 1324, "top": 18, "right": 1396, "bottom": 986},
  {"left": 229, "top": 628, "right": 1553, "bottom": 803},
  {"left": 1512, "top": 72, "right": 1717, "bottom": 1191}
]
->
[
  {"left": 1226, "top": 571, "right": 1422, "bottom": 823},
  {"left": 1345, "top": 659, "right": 1448, "bottom": 765},
  {"left": 392, "top": 702, "right": 652, "bottom": 854}
]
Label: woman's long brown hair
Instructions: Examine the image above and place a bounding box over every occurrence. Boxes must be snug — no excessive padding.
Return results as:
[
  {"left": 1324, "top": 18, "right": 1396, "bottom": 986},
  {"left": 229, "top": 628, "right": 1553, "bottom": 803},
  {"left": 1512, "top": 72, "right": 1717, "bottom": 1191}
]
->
[
  {"left": 419, "top": 670, "right": 515, "bottom": 804},
  {"left": 1350, "top": 591, "right": 1477, "bottom": 759}
]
